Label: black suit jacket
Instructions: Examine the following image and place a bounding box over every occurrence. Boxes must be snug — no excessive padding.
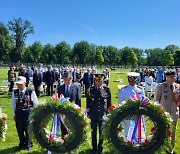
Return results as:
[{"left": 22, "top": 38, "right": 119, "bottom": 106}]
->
[
  {"left": 33, "top": 72, "right": 42, "bottom": 87},
  {"left": 83, "top": 72, "right": 93, "bottom": 86},
  {"left": 45, "top": 71, "right": 55, "bottom": 85},
  {"left": 19, "top": 72, "right": 29, "bottom": 84},
  {"left": 57, "top": 83, "right": 81, "bottom": 107}
]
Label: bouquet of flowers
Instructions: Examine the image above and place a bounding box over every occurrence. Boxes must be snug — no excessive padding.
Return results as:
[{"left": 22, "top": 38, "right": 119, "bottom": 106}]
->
[{"left": 0, "top": 105, "right": 7, "bottom": 141}]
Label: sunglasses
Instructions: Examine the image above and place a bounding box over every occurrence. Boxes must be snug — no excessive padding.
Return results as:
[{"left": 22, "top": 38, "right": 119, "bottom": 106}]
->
[{"left": 128, "top": 76, "right": 138, "bottom": 82}]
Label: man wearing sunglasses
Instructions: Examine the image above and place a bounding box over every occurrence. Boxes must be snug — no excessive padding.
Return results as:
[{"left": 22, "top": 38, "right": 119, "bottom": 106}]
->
[
  {"left": 118, "top": 72, "right": 145, "bottom": 140},
  {"left": 155, "top": 70, "right": 180, "bottom": 154}
]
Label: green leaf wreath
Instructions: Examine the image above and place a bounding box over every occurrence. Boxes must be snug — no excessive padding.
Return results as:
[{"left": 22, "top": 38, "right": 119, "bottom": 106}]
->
[
  {"left": 102, "top": 100, "right": 173, "bottom": 154},
  {"left": 0, "top": 105, "right": 7, "bottom": 141},
  {"left": 29, "top": 99, "right": 91, "bottom": 153}
]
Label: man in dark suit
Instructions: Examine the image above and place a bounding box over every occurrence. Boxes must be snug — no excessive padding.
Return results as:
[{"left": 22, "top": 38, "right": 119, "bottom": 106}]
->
[
  {"left": 58, "top": 72, "right": 81, "bottom": 107},
  {"left": 57, "top": 72, "right": 81, "bottom": 138},
  {"left": 33, "top": 68, "right": 42, "bottom": 97},
  {"left": 83, "top": 68, "right": 94, "bottom": 96},
  {"left": 45, "top": 66, "right": 55, "bottom": 96},
  {"left": 19, "top": 67, "right": 29, "bottom": 87}
]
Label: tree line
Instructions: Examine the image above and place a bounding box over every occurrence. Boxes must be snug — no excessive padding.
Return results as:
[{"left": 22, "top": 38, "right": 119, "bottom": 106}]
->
[{"left": 1, "top": 17, "right": 180, "bottom": 67}]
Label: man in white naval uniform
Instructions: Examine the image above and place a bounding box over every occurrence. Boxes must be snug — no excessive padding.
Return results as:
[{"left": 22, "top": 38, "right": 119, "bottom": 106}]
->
[{"left": 118, "top": 72, "right": 146, "bottom": 142}]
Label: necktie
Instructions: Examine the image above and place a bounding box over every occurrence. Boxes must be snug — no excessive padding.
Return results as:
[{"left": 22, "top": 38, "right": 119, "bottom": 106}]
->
[
  {"left": 66, "top": 86, "right": 69, "bottom": 97},
  {"left": 20, "top": 91, "right": 23, "bottom": 98},
  {"left": 170, "top": 85, "right": 173, "bottom": 91}
]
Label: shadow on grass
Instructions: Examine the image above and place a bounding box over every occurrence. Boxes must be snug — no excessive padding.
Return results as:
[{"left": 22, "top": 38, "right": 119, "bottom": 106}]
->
[
  {"left": 0, "top": 146, "right": 47, "bottom": 154},
  {"left": 0, "top": 146, "right": 18, "bottom": 153},
  {"left": 79, "top": 149, "right": 91, "bottom": 154}
]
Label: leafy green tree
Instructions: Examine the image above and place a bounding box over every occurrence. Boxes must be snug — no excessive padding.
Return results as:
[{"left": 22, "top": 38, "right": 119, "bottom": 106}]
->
[
  {"left": 127, "top": 50, "right": 138, "bottom": 68},
  {"left": 85, "top": 43, "right": 96, "bottom": 66},
  {"left": 55, "top": 41, "right": 72, "bottom": 64},
  {"left": 162, "top": 51, "right": 174, "bottom": 66},
  {"left": 102, "top": 45, "right": 120, "bottom": 66},
  {"left": 164, "top": 44, "right": 178, "bottom": 54},
  {"left": 145, "top": 48, "right": 164, "bottom": 66},
  {"left": 94, "top": 48, "right": 104, "bottom": 65},
  {"left": 41, "top": 44, "right": 55, "bottom": 64},
  {"left": 0, "top": 23, "right": 13, "bottom": 62},
  {"left": 174, "top": 48, "right": 180, "bottom": 66},
  {"left": 24, "top": 41, "right": 43, "bottom": 63},
  {"left": 132, "top": 48, "right": 145, "bottom": 66},
  {"left": 121, "top": 47, "right": 131, "bottom": 65},
  {"left": 23, "top": 47, "right": 33, "bottom": 63},
  {"left": 73, "top": 41, "right": 90, "bottom": 64},
  {"left": 7, "top": 17, "right": 34, "bottom": 62}
]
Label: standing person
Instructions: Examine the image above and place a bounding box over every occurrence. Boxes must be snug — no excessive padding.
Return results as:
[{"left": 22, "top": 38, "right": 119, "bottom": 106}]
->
[
  {"left": 86, "top": 73, "right": 111, "bottom": 154},
  {"left": 19, "top": 68, "right": 29, "bottom": 87},
  {"left": 140, "top": 68, "right": 146, "bottom": 82},
  {"left": 104, "top": 68, "right": 110, "bottom": 86},
  {"left": 57, "top": 72, "right": 81, "bottom": 138},
  {"left": 27, "top": 67, "right": 34, "bottom": 78},
  {"left": 58, "top": 72, "right": 81, "bottom": 106},
  {"left": 154, "top": 70, "right": 180, "bottom": 154},
  {"left": 45, "top": 66, "right": 55, "bottom": 96},
  {"left": 156, "top": 67, "right": 164, "bottom": 83},
  {"left": 175, "top": 68, "right": 180, "bottom": 84},
  {"left": 144, "top": 71, "right": 154, "bottom": 92},
  {"left": 33, "top": 68, "right": 42, "bottom": 97},
  {"left": 118, "top": 72, "right": 146, "bottom": 140},
  {"left": 8, "top": 65, "right": 16, "bottom": 92},
  {"left": 83, "top": 68, "right": 93, "bottom": 96},
  {"left": 18, "top": 63, "right": 24, "bottom": 75},
  {"left": 12, "top": 76, "right": 38, "bottom": 151}
]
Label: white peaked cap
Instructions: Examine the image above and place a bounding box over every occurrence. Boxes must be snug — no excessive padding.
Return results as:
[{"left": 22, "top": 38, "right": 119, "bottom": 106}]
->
[{"left": 127, "top": 72, "right": 140, "bottom": 77}]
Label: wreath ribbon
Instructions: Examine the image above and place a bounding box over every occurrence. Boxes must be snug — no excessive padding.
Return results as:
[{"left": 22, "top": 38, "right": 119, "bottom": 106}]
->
[{"left": 127, "top": 93, "right": 149, "bottom": 143}]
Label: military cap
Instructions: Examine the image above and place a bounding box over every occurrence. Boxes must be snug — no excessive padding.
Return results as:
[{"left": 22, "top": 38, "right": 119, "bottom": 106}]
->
[
  {"left": 165, "top": 69, "right": 176, "bottom": 76},
  {"left": 15, "top": 76, "right": 26, "bottom": 84},
  {"left": 127, "top": 72, "right": 140, "bottom": 82},
  {"left": 94, "top": 73, "right": 105, "bottom": 82},
  {"left": 127, "top": 72, "right": 140, "bottom": 77}
]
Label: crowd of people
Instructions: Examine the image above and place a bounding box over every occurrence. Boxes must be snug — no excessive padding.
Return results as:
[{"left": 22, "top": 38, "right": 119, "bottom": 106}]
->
[
  {"left": 7, "top": 63, "right": 110, "bottom": 97},
  {"left": 5, "top": 64, "right": 180, "bottom": 154},
  {"left": 133, "top": 67, "right": 180, "bottom": 84}
]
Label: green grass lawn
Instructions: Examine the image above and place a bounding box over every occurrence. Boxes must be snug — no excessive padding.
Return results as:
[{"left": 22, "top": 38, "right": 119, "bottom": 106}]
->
[{"left": 0, "top": 68, "right": 179, "bottom": 153}]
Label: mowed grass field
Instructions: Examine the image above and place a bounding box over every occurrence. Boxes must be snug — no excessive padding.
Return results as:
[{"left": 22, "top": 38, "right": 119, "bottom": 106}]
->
[{"left": 0, "top": 68, "right": 180, "bottom": 154}]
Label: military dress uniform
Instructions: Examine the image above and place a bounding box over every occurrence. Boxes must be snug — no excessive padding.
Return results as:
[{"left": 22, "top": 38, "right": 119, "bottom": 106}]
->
[
  {"left": 86, "top": 74, "right": 111, "bottom": 154},
  {"left": 12, "top": 76, "right": 38, "bottom": 150},
  {"left": 154, "top": 81, "right": 180, "bottom": 152},
  {"left": 118, "top": 72, "right": 146, "bottom": 140},
  {"left": 8, "top": 66, "right": 16, "bottom": 92}
]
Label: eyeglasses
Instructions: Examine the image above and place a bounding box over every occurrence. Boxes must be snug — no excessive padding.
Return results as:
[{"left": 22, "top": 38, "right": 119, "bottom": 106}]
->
[{"left": 128, "top": 76, "right": 138, "bottom": 82}]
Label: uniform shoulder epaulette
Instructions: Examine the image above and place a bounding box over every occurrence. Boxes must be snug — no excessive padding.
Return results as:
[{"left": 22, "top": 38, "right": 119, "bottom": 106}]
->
[
  {"left": 87, "top": 88, "right": 91, "bottom": 96},
  {"left": 90, "top": 85, "right": 96, "bottom": 89},
  {"left": 121, "top": 85, "right": 128, "bottom": 89},
  {"left": 87, "top": 85, "right": 95, "bottom": 96},
  {"left": 155, "top": 82, "right": 163, "bottom": 87},
  {"left": 163, "top": 82, "right": 168, "bottom": 88},
  {"left": 103, "top": 85, "right": 109, "bottom": 89},
  {"left": 137, "top": 86, "right": 143, "bottom": 89}
]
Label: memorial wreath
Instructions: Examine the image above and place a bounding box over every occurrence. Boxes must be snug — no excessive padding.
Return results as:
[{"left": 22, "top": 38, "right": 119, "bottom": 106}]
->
[
  {"left": 103, "top": 97, "right": 173, "bottom": 154},
  {"left": 29, "top": 96, "right": 90, "bottom": 153}
]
